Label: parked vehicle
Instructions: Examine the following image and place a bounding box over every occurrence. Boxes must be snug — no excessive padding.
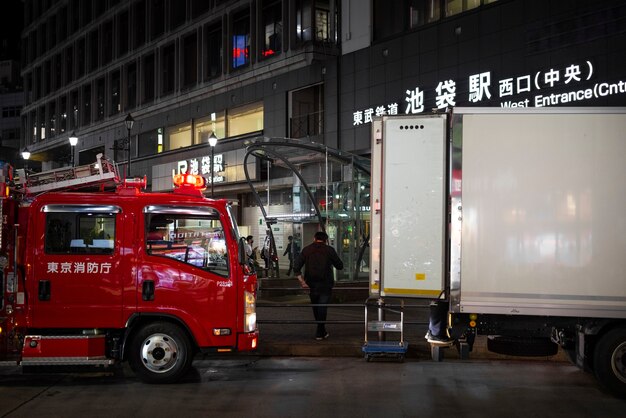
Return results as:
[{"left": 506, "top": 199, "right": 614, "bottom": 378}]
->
[
  {"left": 0, "top": 154, "right": 257, "bottom": 383},
  {"left": 370, "top": 108, "right": 626, "bottom": 397}
]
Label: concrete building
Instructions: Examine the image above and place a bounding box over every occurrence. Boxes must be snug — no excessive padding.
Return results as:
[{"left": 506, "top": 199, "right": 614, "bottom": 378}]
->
[{"left": 19, "top": 0, "right": 626, "bottom": 280}]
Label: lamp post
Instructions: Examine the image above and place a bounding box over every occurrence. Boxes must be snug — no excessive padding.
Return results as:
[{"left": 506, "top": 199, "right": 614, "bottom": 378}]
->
[
  {"left": 124, "top": 113, "right": 135, "bottom": 177},
  {"left": 208, "top": 132, "right": 218, "bottom": 198},
  {"left": 69, "top": 131, "right": 78, "bottom": 167},
  {"left": 21, "top": 147, "right": 30, "bottom": 172}
]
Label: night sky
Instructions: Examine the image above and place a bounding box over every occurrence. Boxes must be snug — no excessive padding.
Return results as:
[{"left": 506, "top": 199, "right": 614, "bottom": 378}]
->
[{"left": 0, "top": 0, "right": 24, "bottom": 61}]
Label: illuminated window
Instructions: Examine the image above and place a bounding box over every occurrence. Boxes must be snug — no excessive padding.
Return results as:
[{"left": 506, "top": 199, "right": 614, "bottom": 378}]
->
[
  {"left": 232, "top": 9, "right": 250, "bottom": 69},
  {"left": 261, "top": 0, "right": 282, "bottom": 59},
  {"left": 166, "top": 122, "right": 192, "bottom": 150},
  {"left": 227, "top": 102, "right": 264, "bottom": 137},
  {"left": 445, "top": 0, "right": 481, "bottom": 17},
  {"left": 195, "top": 112, "right": 225, "bottom": 145}
]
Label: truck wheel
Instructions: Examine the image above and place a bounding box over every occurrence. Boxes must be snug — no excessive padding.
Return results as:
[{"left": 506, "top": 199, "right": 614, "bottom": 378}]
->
[
  {"left": 593, "top": 327, "right": 626, "bottom": 399},
  {"left": 128, "top": 322, "right": 194, "bottom": 384}
]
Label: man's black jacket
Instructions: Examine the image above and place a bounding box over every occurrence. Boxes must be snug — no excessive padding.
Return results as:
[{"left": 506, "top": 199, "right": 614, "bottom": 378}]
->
[{"left": 293, "top": 241, "right": 343, "bottom": 291}]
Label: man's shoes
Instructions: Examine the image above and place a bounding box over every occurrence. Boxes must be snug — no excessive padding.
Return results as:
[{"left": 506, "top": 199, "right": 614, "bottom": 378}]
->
[
  {"left": 425, "top": 331, "right": 452, "bottom": 344},
  {"left": 315, "top": 333, "right": 330, "bottom": 341}
]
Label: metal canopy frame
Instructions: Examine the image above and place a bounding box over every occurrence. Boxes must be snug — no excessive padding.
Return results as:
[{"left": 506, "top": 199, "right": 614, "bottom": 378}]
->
[{"left": 243, "top": 137, "right": 371, "bottom": 279}]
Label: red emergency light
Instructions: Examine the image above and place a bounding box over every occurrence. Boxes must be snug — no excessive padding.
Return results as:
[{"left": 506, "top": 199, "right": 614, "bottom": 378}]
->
[{"left": 173, "top": 173, "right": 207, "bottom": 191}]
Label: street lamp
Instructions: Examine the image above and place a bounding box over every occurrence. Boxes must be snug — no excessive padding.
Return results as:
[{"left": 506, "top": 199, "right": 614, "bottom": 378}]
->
[
  {"left": 21, "top": 147, "right": 30, "bottom": 172},
  {"left": 124, "top": 113, "right": 135, "bottom": 177},
  {"left": 208, "top": 131, "right": 218, "bottom": 198},
  {"left": 69, "top": 131, "right": 78, "bottom": 167}
]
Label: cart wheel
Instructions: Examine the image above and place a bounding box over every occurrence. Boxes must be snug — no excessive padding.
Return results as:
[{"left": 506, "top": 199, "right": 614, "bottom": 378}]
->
[
  {"left": 365, "top": 354, "right": 372, "bottom": 362},
  {"left": 398, "top": 354, "right": 405, "bottom": 363}
]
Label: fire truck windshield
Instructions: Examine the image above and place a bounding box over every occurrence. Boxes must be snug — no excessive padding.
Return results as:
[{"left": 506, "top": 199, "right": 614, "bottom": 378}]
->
[{"left": 145, "top": 212, "right": 229, "bottom": 276}]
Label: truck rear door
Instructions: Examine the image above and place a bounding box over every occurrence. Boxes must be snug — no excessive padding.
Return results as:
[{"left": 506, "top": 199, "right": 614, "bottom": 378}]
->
[{"left": 370, "top": 114, "right": 448, "bottom": 298}]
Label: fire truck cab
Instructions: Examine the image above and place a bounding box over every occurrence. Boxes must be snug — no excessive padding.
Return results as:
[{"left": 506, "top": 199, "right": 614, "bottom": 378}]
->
[{"left": 0, "top": 155, "right": 257, "bottom": 383}]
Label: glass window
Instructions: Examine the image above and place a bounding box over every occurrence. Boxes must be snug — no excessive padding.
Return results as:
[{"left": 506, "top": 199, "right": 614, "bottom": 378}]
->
[
  {"left": 314, "top": 0, "right": 330, "bottom": 41},
  {"left": 261, "top": 0, "right": 282, "bottom": 59},
  {"left": 145, "top": 213, "right": 229, "bottom": 276},
  {"left": 110, "top": 70, "right": 120, "bottom": 116},
  {"left": 150, "top": 0, "right": 166, "bottom": 40},
  {"left": 409, "top": 0, "right": 441, "bottom": 27},
  {"left": 166, "top": 122, "right": 192, "bottom": 150},
  {"left": 43, "top": 60, "right": 50, "bottom": 95},
  {"left": 138, "top": 127, "right": 163, "bottom": 157},
  {"left": 88, "top": 30, "right": 98, "bottom": 72},
  {"left": 295, "top": 0, "right": 312, "bottom": 42},
  {"left": 195, "top": 112, "right": 225, "bottom": 145},
  {"left": 227, "top": 102, "right": 263, "bottom": 137},
  {"left": 192, "top": 0, "right": 211, "bottom": 19},
  {"left": 76, "top": 37, "right": 85, "bottom": 78},
  {"left": 54, "top": 53, "right": 62, "bottom": 91},
  {"left": 232, "top": 9, "right": 250, "bottom": 69},
  {"left": 289, "top": 84, "right": 324, "bottom": 138},
  {"left": 133, "top": 0, "right": 146, "bottom": 49},
  {"left": 95, "top": 77, "right": 105, "bottom": 121},
  {"left": 161, "top": 43, "right": 176, "bottom": 96},
  {"left": 169, "top": 0, "right": 186, "bottom": 30},
  {"left": 38, "top": 106, "right": 46, "bottom": 141},
  {"left": 47, "top": 101, "right": 56, "bottom": 138},
  {"left": 102, "top": 20, "right": 113, "bottom": 65},
  {"left": 373, "top": 0, "right": 405, "bottom": 40},
  {"left": 446, "top": 0, "right": 480, "bottom": 17},
  {"left": 82, "top": 0, "right": 93, "bottom": 25},
  {"left": 70, "top": 89, "right": 79, "bottom": 130},
  {"left": 126, "top": 62, "right": 137, "bottom": 110},
  {"left": 45, "top": 212, "right": 116, "bottom": 255},
  {"left": 142, "top": 53, "right": 155, "bottom": 103},
  {"left": 182, "top": 32, "right": 198, "bottom": 88},
  {"left": 203, "top": 22, "right": 222, "bottom": 80},
  {"left": 59, "top": 96, "right": 67, "bottom": 134},
  {"left": 118, "top": 9, "right": 129, "bottom": 57},
  {"left": 82, "top": 83, "right": 91, "bottom": 126},
  {"left": 65, "top": 46, "right": 73, "bottom": 84}
]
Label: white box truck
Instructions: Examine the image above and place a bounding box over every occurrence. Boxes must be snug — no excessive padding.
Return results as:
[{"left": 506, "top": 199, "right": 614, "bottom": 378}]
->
[{"left": 370, "top": 108, "right": 626, "bottom": 397}]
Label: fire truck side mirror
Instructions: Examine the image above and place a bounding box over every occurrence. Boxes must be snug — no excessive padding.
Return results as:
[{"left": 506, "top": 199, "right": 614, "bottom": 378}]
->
[{"left": 238, "top": 237, "right": 247, "bottom": 266}]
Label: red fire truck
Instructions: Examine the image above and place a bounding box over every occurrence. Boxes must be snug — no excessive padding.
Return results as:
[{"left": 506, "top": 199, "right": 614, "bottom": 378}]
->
[{"left": 0, "top": 154, "right": 258, "bottom": 383}]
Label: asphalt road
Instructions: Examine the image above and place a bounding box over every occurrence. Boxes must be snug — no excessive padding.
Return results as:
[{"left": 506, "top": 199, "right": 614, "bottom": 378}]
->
[{"left": 0, "top": 356, "right": 623, "bottom": 418}]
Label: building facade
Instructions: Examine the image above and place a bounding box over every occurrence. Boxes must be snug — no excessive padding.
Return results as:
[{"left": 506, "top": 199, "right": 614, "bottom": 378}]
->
[{"left": 20, "top": 0, "right": 626, "bottom": 280}]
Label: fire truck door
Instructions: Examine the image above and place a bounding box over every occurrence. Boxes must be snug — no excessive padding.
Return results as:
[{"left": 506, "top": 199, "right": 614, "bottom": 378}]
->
[{"left": 31, "top": 205, "right": 124, "bottom": 328}]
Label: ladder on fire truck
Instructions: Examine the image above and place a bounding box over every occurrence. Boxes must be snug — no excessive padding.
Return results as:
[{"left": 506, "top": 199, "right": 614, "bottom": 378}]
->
[{"left": 16, "top": 153, "right": 120, "bottom": 195}]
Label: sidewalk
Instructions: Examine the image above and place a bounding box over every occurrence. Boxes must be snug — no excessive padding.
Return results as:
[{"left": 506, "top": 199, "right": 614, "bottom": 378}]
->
[{"left": 254, "top": 283, "right": 568, "bottom": 362}]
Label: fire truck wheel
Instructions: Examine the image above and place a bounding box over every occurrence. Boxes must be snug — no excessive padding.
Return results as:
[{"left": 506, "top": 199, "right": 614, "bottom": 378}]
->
[
  {"left": 593, "top": 327, "right": 626, "bottom": 399},
  {"left": 128, "top": 322, "right": 194, "bottom": 384}
]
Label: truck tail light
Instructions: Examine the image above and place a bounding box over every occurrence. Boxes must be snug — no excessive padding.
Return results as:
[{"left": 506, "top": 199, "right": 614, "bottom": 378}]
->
[{"left": 244, "top": 290, "right": 256, "bottom": 333}]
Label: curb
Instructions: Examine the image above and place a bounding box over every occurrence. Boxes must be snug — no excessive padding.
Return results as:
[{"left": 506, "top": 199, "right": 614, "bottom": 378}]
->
[{"left": 253, "top": 336, "right": 570, "bottom": 362}]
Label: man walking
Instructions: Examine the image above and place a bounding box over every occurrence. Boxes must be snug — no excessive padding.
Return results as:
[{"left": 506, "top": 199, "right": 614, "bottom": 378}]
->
[{"left": 294, "top": 231, "right": 343, "bottom": 340}]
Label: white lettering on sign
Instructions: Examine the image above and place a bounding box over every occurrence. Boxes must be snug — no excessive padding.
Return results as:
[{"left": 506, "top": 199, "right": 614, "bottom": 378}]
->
[
  {"left": 469, "top": 72, "right": 492, "bottom": 102},
  {"left": 46, "top": 261, "right": 113, "bottom": 274},
  {"left": 405, "top": 87, "right": 424, "bottom": 114},
  {"left": 435, "top": 80, "right": 456, "bottom": 109},
  {"left": 351, "top": 60, "right": 619, "bottom": 124},
  {"left": 179, "top": 154, "right": 225, "bottom": 184}
]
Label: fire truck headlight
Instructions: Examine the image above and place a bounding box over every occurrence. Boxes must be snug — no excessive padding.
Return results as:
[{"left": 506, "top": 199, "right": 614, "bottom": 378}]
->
[{"left": 244, "top": 291, "right": 256, "bottom": 332}]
